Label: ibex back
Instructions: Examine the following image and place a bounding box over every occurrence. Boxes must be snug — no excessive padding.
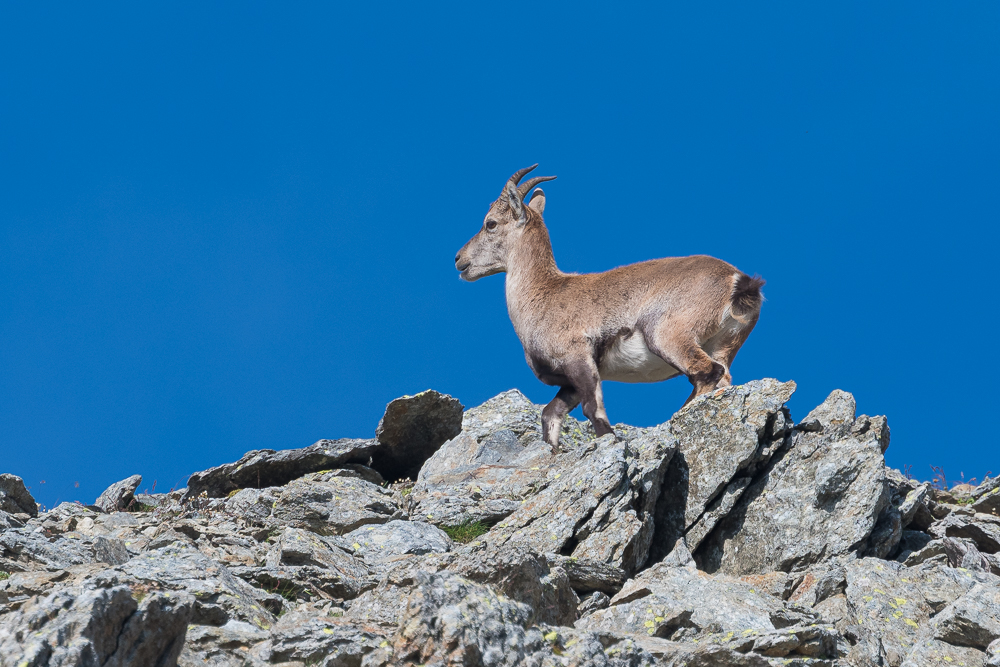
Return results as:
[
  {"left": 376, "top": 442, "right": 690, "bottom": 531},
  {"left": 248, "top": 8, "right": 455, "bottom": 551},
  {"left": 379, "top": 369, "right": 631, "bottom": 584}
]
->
[{"left": 455, "top": 165, "right": 764, "bottom": 450}]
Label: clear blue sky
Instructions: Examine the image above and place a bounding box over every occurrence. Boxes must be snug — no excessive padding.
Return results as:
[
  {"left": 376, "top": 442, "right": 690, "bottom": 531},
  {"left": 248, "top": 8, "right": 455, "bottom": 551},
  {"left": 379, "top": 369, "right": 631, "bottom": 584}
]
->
[{"left": 2, "top": 3, "right": 997, "bottom": 508}]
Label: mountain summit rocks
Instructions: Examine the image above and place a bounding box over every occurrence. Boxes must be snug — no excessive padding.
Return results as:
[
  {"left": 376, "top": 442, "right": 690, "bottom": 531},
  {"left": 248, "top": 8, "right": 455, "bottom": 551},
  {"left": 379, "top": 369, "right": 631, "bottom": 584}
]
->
[{"left": 1, "top": 381, "right": 998, "bottom": 667}]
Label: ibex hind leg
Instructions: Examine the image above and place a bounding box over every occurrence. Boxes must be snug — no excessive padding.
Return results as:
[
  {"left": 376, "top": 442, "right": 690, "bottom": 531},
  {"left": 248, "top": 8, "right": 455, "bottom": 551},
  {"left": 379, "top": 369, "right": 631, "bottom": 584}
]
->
[
  {"left": 643, "top": 329, "right": 727, "bottom": 406},
  {"left": 702, "top": 313, "right": 760, "bottom": 389}
]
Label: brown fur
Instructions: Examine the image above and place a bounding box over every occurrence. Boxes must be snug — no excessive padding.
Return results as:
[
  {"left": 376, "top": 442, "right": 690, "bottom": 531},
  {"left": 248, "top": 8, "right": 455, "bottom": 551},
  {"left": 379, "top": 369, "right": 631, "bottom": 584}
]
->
[{"left": 455, "top": 166, "right": 764, "bottom": 449}]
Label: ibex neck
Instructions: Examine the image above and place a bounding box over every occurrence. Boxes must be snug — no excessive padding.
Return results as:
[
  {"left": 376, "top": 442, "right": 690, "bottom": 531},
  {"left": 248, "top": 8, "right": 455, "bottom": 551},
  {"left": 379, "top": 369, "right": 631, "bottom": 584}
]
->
[{"left": 505, "top": 223, "right": 561, "bottom": 336}]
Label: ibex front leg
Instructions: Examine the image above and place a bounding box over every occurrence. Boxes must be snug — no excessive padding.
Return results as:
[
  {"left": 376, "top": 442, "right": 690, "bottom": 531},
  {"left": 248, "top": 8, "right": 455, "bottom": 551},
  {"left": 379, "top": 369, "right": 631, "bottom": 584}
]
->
[
  {"left": 566, "top": 358, "right": 615, "bottom": 440},
  {"left": 542, "top": 386, "right": 579, "bottom": 451}
]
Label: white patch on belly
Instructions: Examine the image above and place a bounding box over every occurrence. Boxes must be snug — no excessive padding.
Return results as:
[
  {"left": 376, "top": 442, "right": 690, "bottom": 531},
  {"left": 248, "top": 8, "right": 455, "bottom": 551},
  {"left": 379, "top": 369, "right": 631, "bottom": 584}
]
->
[{"left": 599, "top": 331, "right": 680, "bottom": 383}]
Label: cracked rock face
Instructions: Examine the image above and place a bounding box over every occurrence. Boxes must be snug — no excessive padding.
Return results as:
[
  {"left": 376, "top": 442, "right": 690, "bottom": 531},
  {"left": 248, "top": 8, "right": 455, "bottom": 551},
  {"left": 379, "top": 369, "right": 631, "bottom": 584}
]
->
[
  {"left": 1, "top": 381, "right": 997, "bottom": 667},
  {"left": 696, "top": 389, "right": 893, "bottom": 575}
]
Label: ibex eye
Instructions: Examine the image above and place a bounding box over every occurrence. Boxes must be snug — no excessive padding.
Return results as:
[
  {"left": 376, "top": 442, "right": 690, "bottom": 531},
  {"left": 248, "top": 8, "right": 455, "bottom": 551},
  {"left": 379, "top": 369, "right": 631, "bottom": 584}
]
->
[{"left": 485, "top": 220, "right": 498, "bottom": 231}]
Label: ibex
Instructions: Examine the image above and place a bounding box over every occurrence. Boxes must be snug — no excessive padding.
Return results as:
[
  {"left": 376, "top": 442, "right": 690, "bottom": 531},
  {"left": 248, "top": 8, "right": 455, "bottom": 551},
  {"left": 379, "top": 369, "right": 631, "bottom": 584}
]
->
[{"left": 455, "top": 165, "right": 764, "bottom": 450}]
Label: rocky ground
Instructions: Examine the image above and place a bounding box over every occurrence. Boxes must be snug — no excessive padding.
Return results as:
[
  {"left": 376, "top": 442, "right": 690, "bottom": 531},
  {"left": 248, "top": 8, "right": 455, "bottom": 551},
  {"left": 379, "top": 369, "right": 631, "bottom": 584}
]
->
[{"left": 1, "top": 380, "right": 998, "bottom": 667}]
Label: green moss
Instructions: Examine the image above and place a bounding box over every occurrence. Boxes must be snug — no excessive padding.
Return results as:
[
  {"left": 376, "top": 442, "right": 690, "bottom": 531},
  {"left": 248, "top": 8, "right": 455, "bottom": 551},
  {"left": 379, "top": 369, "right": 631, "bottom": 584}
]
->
[
  {"left": 0, "top": 571, "right": 9, "bottom": 580},
  {"left": 441, "top": 520, "right": 490, "bottom": 544}
]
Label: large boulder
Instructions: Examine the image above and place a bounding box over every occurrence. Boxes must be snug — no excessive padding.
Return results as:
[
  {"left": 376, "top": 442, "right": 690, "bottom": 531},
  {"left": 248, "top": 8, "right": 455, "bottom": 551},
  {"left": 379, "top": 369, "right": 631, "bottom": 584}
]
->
[
  {"left": 0, "top": 474, "right": 37, "bottom": 517},
  {"left": 185, "top": 438, "right": 376, "bottom": 499},
  {"left": 371, "top": 389, "right": 464, "bottom": 482},
  {"left": 408, "top": 389, "right": 572, "bottom": 527},
  {"left": 94, "top": 474, "right": 143, "bottom": 512},
  {"left": 696, "top": 389, "right": 893, "bottom": 574},
  {"left": 649, "top": 379, "right": 796, "bottom": 561},
  {"left": 0, "top": 579, "right": 193, "bottom": 667}
]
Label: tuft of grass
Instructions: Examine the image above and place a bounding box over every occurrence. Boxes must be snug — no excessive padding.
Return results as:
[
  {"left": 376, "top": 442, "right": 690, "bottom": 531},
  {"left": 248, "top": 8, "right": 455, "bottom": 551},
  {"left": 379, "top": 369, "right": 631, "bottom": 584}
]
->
[
  {"left": 0, "top": 571, "right": 10, "bottom": 580},
  {"left": 226, "top": 488, "right": 243, "bottom": 498},
  {"left": 441, "top": 520, "right": 490, "bottom": 544}
]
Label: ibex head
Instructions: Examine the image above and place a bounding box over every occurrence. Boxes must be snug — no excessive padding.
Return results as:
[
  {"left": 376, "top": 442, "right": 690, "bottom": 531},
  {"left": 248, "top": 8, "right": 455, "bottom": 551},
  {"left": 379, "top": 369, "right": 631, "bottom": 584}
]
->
[{"left": 455, "top": 164, "right": 556, "bottom": 281}]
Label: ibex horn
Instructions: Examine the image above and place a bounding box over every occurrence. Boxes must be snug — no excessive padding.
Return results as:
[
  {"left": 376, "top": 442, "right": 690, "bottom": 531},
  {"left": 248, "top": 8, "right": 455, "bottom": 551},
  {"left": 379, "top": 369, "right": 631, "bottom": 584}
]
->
[
  {"left": 507, "top": 164, "right": 539, "bottom": 188},
  {"left": 518, "top": 175, "right": 557, "bottom": 197}
]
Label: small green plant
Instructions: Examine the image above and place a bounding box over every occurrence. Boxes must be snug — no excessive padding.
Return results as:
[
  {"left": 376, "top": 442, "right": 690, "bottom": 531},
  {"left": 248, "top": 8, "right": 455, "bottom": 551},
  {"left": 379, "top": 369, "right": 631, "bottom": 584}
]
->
[
  {"left": 0, "top": 571, "right": 10, "bottom": 580},
  {"left": 441, "top": 520, "right": 490, "bottom": 544},
  {"left": 265, "top": 580, "right": 305, "bottom": 602}
]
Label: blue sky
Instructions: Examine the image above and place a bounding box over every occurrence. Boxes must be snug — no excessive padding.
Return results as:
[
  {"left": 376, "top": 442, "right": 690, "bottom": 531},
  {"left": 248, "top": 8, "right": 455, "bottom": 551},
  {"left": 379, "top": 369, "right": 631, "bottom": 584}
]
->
[{"left": 2, "top": 3, "right": 997, "bottom": 508}]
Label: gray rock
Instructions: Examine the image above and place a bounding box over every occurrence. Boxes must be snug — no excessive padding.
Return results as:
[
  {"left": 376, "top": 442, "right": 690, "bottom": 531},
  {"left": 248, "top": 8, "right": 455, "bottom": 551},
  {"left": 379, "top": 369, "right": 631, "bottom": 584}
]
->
[
  {"left": 973, "top": 477, "right": 1000, "bottom": 516},
  {"left": 547, "top": 553, "right": 628, "bottom": 595},
  {"left": 697, "top": 390, "right": 892, "bottom": 575},
  {"left": 178, "top": 619, "right": 269, "bottom": 667},
  {"left": 269, "top": 472, "right": 405, "bottom": 535},
  {"left": 186, "top": 438, "right": 376, "bottom": 499},
  {"left": 0, "top": 527, "right": 97, "bottom": 572},
  {"left": 904, "top": 536, "right": 996, "bottom": 573},
  {"left": 250, "top": 601, "right": 389, "bottom": 667},
  {"left": 371, "top": 389, "right": 464, "bottom": 482},
  {"left": 119, "top": 545, "right": 279, "bottom": 628},
  {"left": 576, "top": 561, "right": 819, "bottom": 643},
  {"left": 651, "top": 379, "right": 796, "bottom": 561},
  {"left": 901, "top": 639, "right": 986, "bottom": 667},
  {"left": 389, "top": 570, "right": 658, "bottom": 667},
  {"left": 343, "top": 519, "right": 452, "bottom": 571},
  {"left": 410, "top": 390, "right": 575, "bottom": 526},
  {"left": 92, "top": 536, "right": 130, "bottom": 565},
  {"left": 409, "top": 389, "right": 598, "bottom": 527},
  {"left": 450, "top": 541, "right": 579, "bottom": 625},
  {"left": 578, "top": 590, "right": 610, "bottom": 614},
  {"left": 259, "top": 526, "right": 372, "bottom": 599},
  {"left": 898, "top": 483, "right": 931, "bottom": 528},
  {"left": 0, "top": 474, "right": 37, "bottom": 517},
  {"left": 468, "top": 431, "right": 674, "bottom": 577},
  {"left": 988, "top": 638, "right": 1000, "bottom": 667},
  {"left": 844, "top": 558, "right": 934, "bottom": 666},
  {"left": 929, "top": 512, "right": 1000, "bottom": 554},
  {"left": 931, "top": 583, "right": 1000, "bottom": 650},
  {"left": 0, "top": 581, "right": 193, "bottom": 667},
  {"left": 94, "top": 474, "right": 143, "bottom": 512}
]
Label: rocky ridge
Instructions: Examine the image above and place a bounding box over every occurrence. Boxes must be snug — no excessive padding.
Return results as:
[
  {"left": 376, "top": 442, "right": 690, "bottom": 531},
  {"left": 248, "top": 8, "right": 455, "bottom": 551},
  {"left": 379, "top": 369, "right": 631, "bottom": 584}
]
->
[{"left": 1, "top": 384, "right": 998, "bottom": 666}]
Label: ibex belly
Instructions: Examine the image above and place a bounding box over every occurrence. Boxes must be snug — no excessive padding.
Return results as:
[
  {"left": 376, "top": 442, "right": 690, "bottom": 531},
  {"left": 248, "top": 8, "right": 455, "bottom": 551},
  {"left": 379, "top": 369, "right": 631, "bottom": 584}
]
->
[{"left": 598, "top": 331, "right": 680, "bottom": 383}]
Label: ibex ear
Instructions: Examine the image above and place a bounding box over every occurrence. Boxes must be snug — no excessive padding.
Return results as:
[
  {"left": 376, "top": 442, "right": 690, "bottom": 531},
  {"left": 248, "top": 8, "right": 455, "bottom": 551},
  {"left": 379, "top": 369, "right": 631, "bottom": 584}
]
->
[
  {"left": 527, "top": 188, "right": 546, "bottom": 214},
  {"left": 505, "top": 181, "right": 527, "bottom": 225}
]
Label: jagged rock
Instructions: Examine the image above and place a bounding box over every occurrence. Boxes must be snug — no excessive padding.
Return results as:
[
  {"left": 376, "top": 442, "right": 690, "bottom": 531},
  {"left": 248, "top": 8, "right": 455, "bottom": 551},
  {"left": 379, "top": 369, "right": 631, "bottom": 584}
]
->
[
  {"left": 697, "top": 390, "right": 892, "bottom": 575},
  {"left": 343, "top": 519, "right": 452, "bottom": 573},
  {"left": 576, "top": 561, "right": 820, "bottom": 644},
  {"left": 409, "top": 389, "right": 599, "bottom": 527},
  {"left": 0, "top": 581, "right": 193, "bottom": 667},
  {"left": 186, "top": 438, "right": 377, "bottom": 499},
  {"left": 94, "top": 474, "right": 143, "bottom": 512},
  {"left": 931, "top": 583, "right": 1000, "bottom": 650},
  {"left": 389, "top": 570, "right": 659, "bottom": 667},
  {"left": 0, "top": 527, "right": 97, "bottom": 572},
  {"left": 973, "top": 477, "right": 1000, "bottom": 516},
  {"left": 578, "top": 591, "right": 610, "bottom": 614},
  {"left": 178, "top": 619, "right": 269, "bottom": 667},
  {"left": 120, "top": 545, "right": 279, "bottom": 627},
  {"left": 0, "top": 474, "right": 37, "bottom": 517},
  {"left": 547, "top": 554, "right": 627, "bottom": 595},
  {"left": 253, "top": 526, "right": 373, "bottom": 600},
  {"left": 462, "top": 431, "right": 674, "bottom": 579},
  {"left": 226, "top": 471, "right": 406, "bottom": 537},
  {"left": 929, "top": 512, "right": 1000, "bottom": 554},
  {"left": 901, "top": 639, "right": 986, "bottom": 667},
  {"left": 904, "top": 536, "right": 997, "bottom": 573},
  {"left": 844, "top": 558, "right": 950, "bottom": 666},
  {"left": 650, "top": 379, "right": 796, "bottom": 561},
  {"left": 250, "top": 601, "right": 389, "bottom": 666},
  {"left": 450, "top": 541, "right": 579, "bottom": 625},
  {"left": 988, "top": 639, "right": 1000, "bottom": 667},
  {"left": 371, "top": 389, "right": 464, "bottom": 482}
]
